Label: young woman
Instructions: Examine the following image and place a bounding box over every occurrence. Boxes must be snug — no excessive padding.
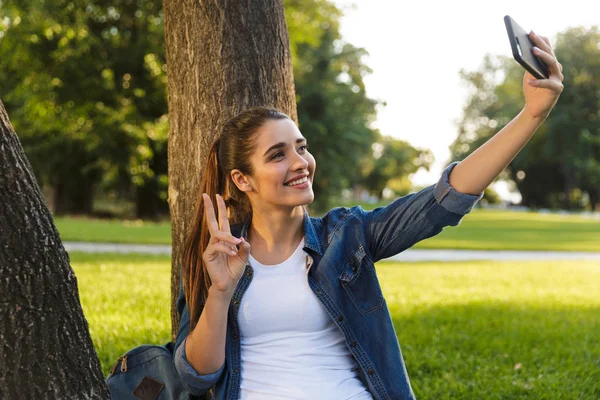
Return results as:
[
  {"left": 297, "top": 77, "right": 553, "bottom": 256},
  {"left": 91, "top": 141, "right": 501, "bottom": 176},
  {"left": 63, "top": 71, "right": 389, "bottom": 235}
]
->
[{"left": 173, "top": 31, "right": 563, "bottom": 400}]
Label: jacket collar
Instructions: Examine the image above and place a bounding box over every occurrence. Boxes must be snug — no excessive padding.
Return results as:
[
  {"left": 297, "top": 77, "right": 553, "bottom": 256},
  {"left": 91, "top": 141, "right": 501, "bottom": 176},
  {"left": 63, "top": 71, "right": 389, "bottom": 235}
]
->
[{"left": 235, "top": 207, "right": 323, "bottom": 256}]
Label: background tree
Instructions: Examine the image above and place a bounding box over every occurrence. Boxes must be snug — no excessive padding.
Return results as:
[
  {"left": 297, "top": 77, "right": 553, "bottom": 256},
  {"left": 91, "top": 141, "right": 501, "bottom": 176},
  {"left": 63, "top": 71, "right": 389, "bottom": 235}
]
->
[
  {"left": 163, "top": 0, "right": 297, "bottom": 336},
  {"left": 0, "top": 0, "right": 168, "bottom": 218},
  {"left": 0, "top": 100, "right": 109, "bottom": 398},
  {"left": 450, "top": 26, "right": 600, "bottom": 210},
  {"left": 361, "top": 136, "right": 433, "bottom": 199}
]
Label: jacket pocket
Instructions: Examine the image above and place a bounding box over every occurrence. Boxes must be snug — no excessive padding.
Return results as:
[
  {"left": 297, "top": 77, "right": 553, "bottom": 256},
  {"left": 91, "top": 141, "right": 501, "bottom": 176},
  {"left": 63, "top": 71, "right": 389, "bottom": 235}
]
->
[{"left": 339, "top": 245, "right": 384, "bottom": 315}]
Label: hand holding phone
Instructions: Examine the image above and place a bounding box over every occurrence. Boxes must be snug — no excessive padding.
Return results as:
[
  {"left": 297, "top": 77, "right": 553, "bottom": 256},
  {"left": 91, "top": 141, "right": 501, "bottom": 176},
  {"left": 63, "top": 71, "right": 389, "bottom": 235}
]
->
[{"left": 504, "top": 15, "right": 549, "bottom": 79}]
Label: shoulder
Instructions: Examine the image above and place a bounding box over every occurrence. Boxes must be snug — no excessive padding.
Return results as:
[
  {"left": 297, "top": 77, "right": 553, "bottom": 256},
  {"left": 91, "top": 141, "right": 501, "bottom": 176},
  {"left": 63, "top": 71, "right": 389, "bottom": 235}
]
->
[
  {"left": 321, "top": 204, "right": 371, "bottom": 223},
  {"left": 312, "top": 205, "right": 370, "bottom": 236}
]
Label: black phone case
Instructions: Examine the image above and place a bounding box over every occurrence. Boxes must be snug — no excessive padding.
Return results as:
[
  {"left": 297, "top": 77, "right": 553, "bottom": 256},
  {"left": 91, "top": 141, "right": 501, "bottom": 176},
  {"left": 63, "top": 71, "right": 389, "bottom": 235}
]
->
[{"left": 504, "top": 15, "right": 549, "bottom": 79}]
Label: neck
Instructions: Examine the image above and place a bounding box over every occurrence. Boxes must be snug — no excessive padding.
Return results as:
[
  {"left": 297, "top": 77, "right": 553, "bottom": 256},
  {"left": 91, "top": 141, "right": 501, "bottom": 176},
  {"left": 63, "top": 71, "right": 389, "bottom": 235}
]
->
[{"left": 247, "top": 205, "right": 305, "bottom": 260}]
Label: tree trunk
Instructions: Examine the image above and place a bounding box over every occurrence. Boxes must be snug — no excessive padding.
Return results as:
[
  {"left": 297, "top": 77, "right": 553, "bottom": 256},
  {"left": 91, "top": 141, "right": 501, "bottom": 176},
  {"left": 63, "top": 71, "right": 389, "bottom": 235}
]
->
[
  {"left": 0, "top": 100, "right": 109, "bottom": 399},
  {"left": 164, "top": 0, "right": 298, "bottom": 337}
]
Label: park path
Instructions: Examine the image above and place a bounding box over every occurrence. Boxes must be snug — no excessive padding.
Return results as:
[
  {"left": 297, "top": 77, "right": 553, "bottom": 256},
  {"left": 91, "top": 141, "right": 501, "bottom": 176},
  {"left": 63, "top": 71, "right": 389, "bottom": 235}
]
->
[{"left": 63, "top": 242, "right": 600, "bottom": 262}]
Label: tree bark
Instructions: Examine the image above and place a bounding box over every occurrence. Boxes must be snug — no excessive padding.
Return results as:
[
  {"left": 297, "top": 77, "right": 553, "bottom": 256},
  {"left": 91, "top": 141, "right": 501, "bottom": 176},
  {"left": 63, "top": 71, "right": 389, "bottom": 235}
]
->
[
  {"left": 0, "top": 100, "right": 109, "bottom": 399},
  {"left": 164, "top": 0, "right": 298, "bottom": 338}
]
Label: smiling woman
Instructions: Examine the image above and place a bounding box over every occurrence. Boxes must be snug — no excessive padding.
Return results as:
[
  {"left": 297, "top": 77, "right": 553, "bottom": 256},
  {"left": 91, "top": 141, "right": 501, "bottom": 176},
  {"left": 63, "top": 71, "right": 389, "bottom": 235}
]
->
[
  {"left": 173, "top": 106, "right": 481, "bottom": 400},
  {"left": 175, "top": 52, "right": 563, "bottom": 399}
]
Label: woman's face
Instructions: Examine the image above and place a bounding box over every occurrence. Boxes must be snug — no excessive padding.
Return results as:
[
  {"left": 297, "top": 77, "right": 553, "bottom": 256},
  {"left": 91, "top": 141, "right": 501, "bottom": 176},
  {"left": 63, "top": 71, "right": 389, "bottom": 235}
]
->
[{"left": 241, "top": 118, "right": 316, "bottom": 210}]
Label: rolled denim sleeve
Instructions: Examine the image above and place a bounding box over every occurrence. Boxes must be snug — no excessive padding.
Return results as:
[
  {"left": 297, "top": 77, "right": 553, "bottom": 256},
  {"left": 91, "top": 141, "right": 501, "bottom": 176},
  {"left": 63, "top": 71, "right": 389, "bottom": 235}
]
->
[
  {"left": 173, "top": 337, "right": 225, "bottom": 395},
  {"left": 359, "top": 161, "right": 482, "bottom": 262},
  {"left": 433, "top": 161, "right": 482, "bottom": 215}
]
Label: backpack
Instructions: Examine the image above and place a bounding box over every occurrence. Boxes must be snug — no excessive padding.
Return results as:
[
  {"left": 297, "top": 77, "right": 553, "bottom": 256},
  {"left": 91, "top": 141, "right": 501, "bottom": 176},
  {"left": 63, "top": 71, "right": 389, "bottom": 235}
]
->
[{"left": 105, "top": 342, "right": 206, "bottom": 400}]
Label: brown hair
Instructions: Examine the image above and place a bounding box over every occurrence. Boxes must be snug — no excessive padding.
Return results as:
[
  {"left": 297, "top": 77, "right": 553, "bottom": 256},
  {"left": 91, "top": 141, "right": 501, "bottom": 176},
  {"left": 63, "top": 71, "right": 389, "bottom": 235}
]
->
[{"left": 182, "top": 106, "right": 289, "bottom": 330}]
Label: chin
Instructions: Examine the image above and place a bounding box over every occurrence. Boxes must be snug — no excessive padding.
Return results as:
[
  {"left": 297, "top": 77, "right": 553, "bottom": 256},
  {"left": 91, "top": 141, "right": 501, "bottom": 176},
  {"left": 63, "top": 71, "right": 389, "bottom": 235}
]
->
[
  {"left": 301, "top": 189, "right": 315, "bottom": 204},
  {"left": 299, "top": 196, "right": 314, "bottom": 207},
  {"left": 287, "top": 192, "right": 315, "bottom": 208}
]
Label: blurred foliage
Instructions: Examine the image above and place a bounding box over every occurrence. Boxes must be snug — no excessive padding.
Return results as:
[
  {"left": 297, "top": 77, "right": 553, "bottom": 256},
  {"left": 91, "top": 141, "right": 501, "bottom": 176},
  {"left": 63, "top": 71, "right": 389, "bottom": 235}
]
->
[
  {"left": 0, "top": 0, "right": 167, "bottom": 217},
  {"left": 482, "top": 187, "right": 502, "bottom": 206},
  {"left": 0, "top": 0, "right": 429, "bottom": 217},
  {"left": 361, "top": 137, "right": 433, "bottom": 199},
  {"left": 450, "top": 26, "right": 600, "bottom": 210}
]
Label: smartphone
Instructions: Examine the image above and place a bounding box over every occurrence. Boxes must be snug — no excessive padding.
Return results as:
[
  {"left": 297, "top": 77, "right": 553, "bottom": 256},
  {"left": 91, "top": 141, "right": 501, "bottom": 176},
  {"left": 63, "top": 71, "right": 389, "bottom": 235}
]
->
[{"left": 504, "top": 15, "right": 549, "bottom": 79}]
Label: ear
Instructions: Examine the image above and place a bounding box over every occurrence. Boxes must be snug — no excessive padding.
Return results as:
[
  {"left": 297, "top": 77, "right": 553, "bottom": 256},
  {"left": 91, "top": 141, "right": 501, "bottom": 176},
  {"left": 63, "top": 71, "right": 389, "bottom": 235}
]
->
[{"left": 231, "top": 169, "right": 253, "bottom": 193}]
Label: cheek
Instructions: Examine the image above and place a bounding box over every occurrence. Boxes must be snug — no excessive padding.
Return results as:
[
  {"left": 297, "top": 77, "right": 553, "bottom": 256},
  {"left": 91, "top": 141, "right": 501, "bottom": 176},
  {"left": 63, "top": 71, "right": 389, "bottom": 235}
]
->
[{"left": 263, "top": 165, "right": 287, "bottom": 187}]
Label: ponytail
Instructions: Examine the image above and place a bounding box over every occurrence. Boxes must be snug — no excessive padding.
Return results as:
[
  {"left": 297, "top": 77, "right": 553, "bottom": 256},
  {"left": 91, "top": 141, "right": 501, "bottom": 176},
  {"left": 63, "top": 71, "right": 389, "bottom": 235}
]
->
[{"left": 182, "top": 139, "right": 226, "bottom": 331}]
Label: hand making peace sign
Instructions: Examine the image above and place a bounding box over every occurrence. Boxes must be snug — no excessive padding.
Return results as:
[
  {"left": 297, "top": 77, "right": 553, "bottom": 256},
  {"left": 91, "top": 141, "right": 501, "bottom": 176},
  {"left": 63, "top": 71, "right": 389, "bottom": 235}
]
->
[{"left": 201, "top": 193, "right": 251, "bottom": 294}]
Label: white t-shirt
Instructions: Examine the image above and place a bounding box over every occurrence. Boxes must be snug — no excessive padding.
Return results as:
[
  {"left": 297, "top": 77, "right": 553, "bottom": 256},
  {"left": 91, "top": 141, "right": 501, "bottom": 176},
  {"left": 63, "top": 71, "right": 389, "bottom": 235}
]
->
[{"left": 238, "top": 239, "right": 373, "bottom": 400}]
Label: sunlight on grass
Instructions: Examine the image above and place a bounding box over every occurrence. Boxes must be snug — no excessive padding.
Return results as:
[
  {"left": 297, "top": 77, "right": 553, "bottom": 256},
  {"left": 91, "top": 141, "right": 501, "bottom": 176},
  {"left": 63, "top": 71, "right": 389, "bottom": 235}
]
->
[
  {"left": 376, "top": 260, "right": 600, "bottom": 399},
  {"left": 72, "top": 253, "right": 172, "bottom": 375},
  {"left": 73, "top": 253, "right": 600, "bottom": 398}
]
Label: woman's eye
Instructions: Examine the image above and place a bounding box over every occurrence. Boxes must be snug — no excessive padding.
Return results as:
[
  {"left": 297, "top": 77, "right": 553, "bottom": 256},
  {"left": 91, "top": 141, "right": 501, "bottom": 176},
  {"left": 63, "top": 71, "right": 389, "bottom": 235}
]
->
[{"left": 270, "top": 145, "right": 307, "bottom": 161}]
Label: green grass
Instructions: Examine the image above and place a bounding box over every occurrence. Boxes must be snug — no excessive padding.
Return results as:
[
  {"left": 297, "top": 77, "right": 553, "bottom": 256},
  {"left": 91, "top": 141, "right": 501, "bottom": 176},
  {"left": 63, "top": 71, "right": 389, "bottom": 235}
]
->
[
  {"left": 55, "top": 216, "right": 171, "bottom": 244},
  {"left": 378, "top": 260, "right": 600, "bottom": 399},
  {"left": 72, "top": 253, "right": 172, "bottom": 375},
  {"left": 414, "top": 209, "right": 600, "bottom": 252},
  {"left": 57, "top": 209, "right": 600, "bottom": 251},
  {"left": 74, "top": 253, "right": 600, "bottom": 398}
]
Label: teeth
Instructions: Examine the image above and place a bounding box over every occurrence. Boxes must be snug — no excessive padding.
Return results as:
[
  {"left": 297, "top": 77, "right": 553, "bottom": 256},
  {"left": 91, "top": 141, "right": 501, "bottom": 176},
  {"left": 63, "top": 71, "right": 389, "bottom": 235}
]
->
[{"left": 286, "top": 177, "right": 308, "bottom": 186}]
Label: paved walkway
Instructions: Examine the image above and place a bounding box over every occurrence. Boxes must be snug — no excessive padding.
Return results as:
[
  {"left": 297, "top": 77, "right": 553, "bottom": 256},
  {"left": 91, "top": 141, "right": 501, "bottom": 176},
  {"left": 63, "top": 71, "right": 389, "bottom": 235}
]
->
[
  {"left": 63, "top": 242, "right": 600, "bottom": 262},
  {"left": 65, "top": 242, "right": 172, "bottom": 255}
]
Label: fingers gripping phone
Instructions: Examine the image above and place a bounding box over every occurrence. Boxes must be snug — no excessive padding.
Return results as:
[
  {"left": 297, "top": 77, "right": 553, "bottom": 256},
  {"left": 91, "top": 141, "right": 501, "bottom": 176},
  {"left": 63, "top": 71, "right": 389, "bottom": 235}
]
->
[{"left": 504, "top": 15, "right": 549, "bottom": 79}]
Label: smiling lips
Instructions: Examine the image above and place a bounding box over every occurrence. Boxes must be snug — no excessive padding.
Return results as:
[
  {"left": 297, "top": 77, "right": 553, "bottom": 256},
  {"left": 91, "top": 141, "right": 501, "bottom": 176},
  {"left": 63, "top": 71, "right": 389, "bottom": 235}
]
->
[{"left": 285, "top": 176, "right": 309, "bottom": 187}]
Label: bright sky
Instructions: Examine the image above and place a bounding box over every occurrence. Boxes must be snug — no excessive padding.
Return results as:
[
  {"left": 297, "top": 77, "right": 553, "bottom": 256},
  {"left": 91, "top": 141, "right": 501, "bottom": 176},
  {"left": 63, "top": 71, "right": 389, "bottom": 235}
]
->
[{"left": 333, "top": 0, "right": 599, "bottom": 201}]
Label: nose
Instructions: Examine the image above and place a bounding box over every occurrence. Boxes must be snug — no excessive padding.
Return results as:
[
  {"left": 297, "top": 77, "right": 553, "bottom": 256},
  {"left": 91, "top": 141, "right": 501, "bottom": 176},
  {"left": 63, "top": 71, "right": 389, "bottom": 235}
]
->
[{"left": 291, "top": 150, "right": 309, "bottom": 171}]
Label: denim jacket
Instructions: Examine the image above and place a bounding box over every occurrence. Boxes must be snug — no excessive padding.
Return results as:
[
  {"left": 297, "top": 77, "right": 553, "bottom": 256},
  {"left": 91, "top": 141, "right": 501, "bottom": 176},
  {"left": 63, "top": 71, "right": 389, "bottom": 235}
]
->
[{"left": 173, "top": 162, "right": 482, "bottom": 400}]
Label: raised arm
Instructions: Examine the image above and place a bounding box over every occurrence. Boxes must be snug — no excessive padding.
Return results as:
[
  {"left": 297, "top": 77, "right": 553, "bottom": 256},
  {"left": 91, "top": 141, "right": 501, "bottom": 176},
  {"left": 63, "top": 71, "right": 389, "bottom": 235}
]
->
[{"left": 449, "top": 31, "right": 564, "bottom": 195}]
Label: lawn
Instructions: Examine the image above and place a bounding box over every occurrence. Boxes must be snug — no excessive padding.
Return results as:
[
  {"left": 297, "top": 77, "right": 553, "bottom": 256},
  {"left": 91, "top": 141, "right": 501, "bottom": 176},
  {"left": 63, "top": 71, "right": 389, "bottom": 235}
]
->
[
  {"left": 56, "top": 209, "right": 600, "bottom": 251},
  {"left": 73, "top": 253, "right": 600, "bottom": 399},
  {"left": 74, "top": 253, "right": 173, "bottom": 375},
  {"left": 412, "top": 209, "right": 600, "bottom": 252},
  {"left": 54, "top": 216, "right": 171, "bottom": 245}
]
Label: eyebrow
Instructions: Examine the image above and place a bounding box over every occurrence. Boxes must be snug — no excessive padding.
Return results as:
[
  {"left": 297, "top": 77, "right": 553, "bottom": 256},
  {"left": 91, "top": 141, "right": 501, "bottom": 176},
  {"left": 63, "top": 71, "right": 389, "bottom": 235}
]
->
[{"left": 263, "top": 138, "right": 307, "bottom": 157}]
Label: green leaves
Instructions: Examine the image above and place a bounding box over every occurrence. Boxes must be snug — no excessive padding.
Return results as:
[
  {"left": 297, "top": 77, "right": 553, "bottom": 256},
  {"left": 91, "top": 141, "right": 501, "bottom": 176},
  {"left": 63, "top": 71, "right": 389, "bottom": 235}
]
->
[
  {"left": 361, "top": 137, "right": 433, "bottom": 199},
  {"left": 0, "top": 0, "right": 168, "bottom": 216}
]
